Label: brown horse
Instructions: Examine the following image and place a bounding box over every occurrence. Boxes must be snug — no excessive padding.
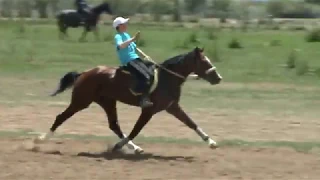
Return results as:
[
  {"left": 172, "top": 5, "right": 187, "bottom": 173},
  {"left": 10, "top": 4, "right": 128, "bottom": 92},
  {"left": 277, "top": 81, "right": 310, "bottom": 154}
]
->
[{"left": 34, "top": 47, "right": 222, "bottom": 153}]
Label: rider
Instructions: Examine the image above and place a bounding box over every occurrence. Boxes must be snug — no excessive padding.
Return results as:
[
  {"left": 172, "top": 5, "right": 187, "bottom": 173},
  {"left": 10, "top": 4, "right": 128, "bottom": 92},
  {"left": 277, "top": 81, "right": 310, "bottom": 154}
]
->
[
  {"left": 75, "top": 0, "right": 92, "bottom": 21},
  {"left": 113, "top": 17, "right": 154, "bottom": 108}
]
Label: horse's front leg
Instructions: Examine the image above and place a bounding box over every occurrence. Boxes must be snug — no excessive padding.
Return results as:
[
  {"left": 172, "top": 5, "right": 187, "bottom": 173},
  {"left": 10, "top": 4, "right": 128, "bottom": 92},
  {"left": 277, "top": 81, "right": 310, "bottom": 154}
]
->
[
  {"left": 166, "top": 102, "right": 218, "bottom": 148},
  {"left": 112, "top": 109, "right": 153, "bottom": 153},
  {"left": 79, "top": 26, "right": 88, "bottom": 42}
]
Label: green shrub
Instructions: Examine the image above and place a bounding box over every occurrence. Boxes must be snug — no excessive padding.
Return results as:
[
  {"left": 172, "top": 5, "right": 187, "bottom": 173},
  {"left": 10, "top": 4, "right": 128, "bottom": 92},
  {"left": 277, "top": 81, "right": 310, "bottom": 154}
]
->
[
  {"left": 296, "top": 60, "right": 309, "bottom": 76},
  {"left": 228, "top": 38, "right": 242, "bottom": 49},
  {"left": 188, "top": 17, "right": 199, "bottom": 23},
  {"left": 306, "top": 28, "right": 320, "bottom": 42},
  {"left": 269, "top": 40, "right": 281, "bottom": 47},
  {"left": 187, "top": 32, "right": 200, "bottom": 44},
  {"left": 266, "top": 0, "right": 285, "bottom": 17},
  {"left": 0, "top": 0, "right": 14, "bottom": 18},
  {"left": 136, "top": 38, "right": 146, "bottom": 47},
  {"left": 286, "top": 50, "right": 297, "bottom": 69},
  {"left": 290, "top": 26, "right": 307, "bottom": 31},
  {"left": 17, "top": 0, "right": 33, "bottom": 18},
  {"left": 172, "top": 0, "right": 182, "bottom": 22}
]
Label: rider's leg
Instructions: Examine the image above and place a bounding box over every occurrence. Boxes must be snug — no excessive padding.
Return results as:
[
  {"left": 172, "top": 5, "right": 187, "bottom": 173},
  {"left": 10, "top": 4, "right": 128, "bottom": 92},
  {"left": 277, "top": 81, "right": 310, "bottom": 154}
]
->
[{"left": 127, "top": 59, "right": 153, "bottom": 108}]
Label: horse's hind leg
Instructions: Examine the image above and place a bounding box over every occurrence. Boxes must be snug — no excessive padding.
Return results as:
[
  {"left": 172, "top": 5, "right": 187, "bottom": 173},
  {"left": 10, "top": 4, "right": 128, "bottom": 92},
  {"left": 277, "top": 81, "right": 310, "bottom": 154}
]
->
[
  {"left": 96, "top": 98, "right": 143, "bottom": 153},
  {"left": 58, "top": 19, "right": 67, "bottom": 39},
  {"left": 34, "top": 93, "right": 92, "bottom": 143}
]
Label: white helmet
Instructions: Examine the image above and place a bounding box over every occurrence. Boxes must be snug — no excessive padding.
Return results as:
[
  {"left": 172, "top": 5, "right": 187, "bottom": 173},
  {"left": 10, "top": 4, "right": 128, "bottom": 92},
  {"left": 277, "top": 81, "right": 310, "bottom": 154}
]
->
[{"left": 112, "top": 17, "right": 130, "bottom": 28}]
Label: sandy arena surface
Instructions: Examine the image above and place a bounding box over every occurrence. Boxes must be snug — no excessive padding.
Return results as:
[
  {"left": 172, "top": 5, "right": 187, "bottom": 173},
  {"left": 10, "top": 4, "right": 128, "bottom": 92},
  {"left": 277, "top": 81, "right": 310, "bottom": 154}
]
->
[
  {"left": 0, "top": 103, "right": 320, "bottom": 180},
  {"left": 0, "top": 137, "right": 320, "bottom": 180}
]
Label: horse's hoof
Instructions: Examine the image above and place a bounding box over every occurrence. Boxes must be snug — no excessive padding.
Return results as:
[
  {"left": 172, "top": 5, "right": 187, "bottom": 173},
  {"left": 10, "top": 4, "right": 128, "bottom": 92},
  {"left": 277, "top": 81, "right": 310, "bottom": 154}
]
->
[
  {"left": 208, "top": 139, "right": 218, "bottom": 149},
  {"left": 209, "top": 143, "right": 218, "bottom": 149},
  {"left": 111, "top": 143, "right": 122, "bottom": 153},
  {"left": 33, "top": 137, "right": 43, "bottom": 144},
  {"left": 134, "top": 147, "right": 144, "bottom": 154}
]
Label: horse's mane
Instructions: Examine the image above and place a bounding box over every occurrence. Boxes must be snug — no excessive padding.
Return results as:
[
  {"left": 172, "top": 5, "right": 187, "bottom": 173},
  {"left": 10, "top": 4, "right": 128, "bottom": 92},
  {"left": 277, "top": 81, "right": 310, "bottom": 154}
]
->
[
  {"left": 92, "top": 2, "right": 110, "bottom": 13},
  {"left": 161, "top": 52, "right": 191, "bottom": 68}
]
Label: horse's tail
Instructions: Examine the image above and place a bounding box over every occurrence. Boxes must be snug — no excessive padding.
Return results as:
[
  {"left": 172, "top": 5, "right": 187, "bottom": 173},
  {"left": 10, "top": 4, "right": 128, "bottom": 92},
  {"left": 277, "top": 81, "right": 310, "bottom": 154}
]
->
[
  {"left": 56, "top": 12, "right": 64, "bottom": 30},
  {"left": 50, "top": 71, "right": 82, "bottom": 97}
]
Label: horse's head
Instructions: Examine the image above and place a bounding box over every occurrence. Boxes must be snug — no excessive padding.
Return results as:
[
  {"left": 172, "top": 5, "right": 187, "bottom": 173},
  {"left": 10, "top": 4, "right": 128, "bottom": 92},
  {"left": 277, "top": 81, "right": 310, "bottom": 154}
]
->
[
  {"left": 101, "top": 2, "right": 112, "bottom": 14},
  {"left": 186, "top": 47, "right": 222, "bottom": 85}
]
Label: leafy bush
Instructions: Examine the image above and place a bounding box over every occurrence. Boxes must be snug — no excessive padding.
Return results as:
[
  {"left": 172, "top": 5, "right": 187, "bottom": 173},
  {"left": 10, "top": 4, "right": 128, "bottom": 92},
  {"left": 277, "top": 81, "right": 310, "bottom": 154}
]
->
[
  {"left": 34, "top": 0, "right": 49, "bottom": 18},
  {"left": 306, "top": 28, "right": 320, "bottom": 42},
  {"left": 171, "top": 0, "right": 182, "bottom": 22},
  {"left": 296, "top": 60, "right": 309, "bottom": 76},
  {"left": 17, "top": 0, "right": 33, "bottom": 18},
  {"left": 0, "top": 0, "right": 15, "bottom": 18},
  {"left": 184, "top": 0, "right": 206, "bottom": 14},
  {"left": 136, "top": 37, "right": 146, "bottom": 47},
  {"left": 269, "top": 40, "right": 281, "bottom": 47},
  {"left": 228, "top": 38, "right": 242, "bottom": 49},
  {"left": 267, "top": 0, "right": 286, "bottom": 17},
  {"left": 286, "top": 50, "right": 297, "bottom": 69},
  {"left": 187, "top": 32, "right": 200, "bottom": 44},
  {"left": 108, "top": 0, "right": 143, "bottom": 16},
  {"left": 149, "top": 0, "right": 172, "bottom": 22}
]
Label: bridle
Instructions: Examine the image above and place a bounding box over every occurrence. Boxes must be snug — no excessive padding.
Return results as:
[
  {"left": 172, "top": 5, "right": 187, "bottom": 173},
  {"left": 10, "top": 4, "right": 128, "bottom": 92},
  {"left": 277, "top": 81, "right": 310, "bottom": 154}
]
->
[{"left": 145, "top": 50, "right": 216, "bottom": 81}]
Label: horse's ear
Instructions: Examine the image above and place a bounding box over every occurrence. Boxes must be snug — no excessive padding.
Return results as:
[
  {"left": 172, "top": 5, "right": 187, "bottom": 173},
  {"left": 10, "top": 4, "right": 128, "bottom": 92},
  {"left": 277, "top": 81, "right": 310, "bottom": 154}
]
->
[{"left": 200, "top": 47, "right": 204, "bottom": 52}]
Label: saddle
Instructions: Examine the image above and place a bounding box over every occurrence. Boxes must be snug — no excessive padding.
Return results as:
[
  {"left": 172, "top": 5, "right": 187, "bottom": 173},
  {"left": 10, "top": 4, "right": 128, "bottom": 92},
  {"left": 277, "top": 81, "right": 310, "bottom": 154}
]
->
[
  {"left": 117, "top": 64, "right": 158, "bottom": 96},
  {"left": 77, "top": 9, "right": 92, "bottom": 22}
]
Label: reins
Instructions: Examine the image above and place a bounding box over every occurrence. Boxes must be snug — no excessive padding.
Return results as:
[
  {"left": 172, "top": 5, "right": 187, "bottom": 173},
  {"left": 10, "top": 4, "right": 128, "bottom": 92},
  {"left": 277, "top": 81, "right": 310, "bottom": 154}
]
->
[
  {"left": 146, "top": 58, "right": 185, "bottom": 80},
  {"left": 137, "top": 48, "right": 186, "bottom": 80}
]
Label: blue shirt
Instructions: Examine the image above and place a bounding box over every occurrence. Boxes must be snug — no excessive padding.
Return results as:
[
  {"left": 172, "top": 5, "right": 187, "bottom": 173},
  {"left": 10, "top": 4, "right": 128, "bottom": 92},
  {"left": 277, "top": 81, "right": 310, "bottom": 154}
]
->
[{"left": 114, "top": 32, "right": 139, "bottom": 66}]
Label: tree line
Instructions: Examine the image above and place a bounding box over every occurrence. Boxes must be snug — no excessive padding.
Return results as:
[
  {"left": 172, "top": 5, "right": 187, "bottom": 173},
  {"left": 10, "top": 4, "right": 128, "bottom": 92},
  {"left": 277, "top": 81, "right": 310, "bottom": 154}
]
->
[{"left": 0, "top": 0, "right": 319, "bottom": 20}]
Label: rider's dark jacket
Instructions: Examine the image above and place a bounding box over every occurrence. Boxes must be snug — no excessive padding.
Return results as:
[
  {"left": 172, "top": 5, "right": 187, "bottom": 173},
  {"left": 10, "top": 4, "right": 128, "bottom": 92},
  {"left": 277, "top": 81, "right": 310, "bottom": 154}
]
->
[{"left": 75, "top": 0, "right": 90, "bottom": 14}]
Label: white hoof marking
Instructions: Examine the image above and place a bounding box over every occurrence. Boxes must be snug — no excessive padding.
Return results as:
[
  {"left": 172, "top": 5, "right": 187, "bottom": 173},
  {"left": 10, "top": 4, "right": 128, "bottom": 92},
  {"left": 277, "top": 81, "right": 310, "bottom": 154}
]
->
[
  {"left": 33, "top": 131, "right": 53, "bottom": 144},
  {"left": 208, "top": 138, "right": 218, "bottom": 149},
  {"left": 134, "top": 147, "right": 144, "bottom": 154}
]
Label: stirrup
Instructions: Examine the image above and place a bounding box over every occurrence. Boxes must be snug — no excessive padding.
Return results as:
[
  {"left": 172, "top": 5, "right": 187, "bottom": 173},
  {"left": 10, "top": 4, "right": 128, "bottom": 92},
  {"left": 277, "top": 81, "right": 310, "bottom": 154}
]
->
[{"left": 140, "top": 97, "right": 153, "bottom": 108}]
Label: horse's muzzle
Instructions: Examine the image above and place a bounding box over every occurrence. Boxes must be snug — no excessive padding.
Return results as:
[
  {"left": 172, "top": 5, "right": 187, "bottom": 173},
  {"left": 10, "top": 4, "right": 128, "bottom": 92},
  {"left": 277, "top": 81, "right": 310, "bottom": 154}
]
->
[{"left": 203, "top": 67, "right": 222, "bottom": 85}]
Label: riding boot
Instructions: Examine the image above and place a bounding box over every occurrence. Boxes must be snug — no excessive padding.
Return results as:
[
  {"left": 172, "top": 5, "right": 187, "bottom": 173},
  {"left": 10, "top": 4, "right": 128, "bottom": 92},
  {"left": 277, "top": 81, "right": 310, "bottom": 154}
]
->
[
  {"left": 139, "top": 93, "right": 153, "bottom": 108},
  {"left": 139, "top": 81, "right": 153, "bottom": 108}
]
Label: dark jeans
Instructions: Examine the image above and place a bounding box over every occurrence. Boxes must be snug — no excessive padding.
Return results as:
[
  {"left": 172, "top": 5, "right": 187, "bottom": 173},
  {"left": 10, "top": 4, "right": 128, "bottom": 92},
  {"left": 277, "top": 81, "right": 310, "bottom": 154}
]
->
[{"left": 127, "top": 58, "right": 154, "bottom": 94}]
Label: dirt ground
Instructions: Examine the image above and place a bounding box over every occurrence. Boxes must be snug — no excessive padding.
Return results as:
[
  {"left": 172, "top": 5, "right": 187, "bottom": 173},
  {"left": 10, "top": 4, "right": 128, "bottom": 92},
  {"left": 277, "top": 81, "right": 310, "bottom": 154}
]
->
[
  {"left": 0, "top": 137, "right": 319, "bottom": 180},
  {"left": 1, "top": 102, "right": 320, "bottom": 180}
]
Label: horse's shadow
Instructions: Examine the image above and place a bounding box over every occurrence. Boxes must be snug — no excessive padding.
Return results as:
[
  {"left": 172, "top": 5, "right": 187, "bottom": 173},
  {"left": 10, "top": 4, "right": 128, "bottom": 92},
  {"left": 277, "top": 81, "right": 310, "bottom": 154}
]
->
[{"left": 76, "top": 150, "right": 195, "bottom": 162}]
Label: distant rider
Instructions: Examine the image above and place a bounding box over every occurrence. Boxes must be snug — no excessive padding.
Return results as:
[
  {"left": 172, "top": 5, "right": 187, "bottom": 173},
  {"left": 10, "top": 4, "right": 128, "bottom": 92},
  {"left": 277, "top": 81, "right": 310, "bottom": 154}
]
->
[{"left": 75, "top": 0, "right": 92, "bottom": 21}]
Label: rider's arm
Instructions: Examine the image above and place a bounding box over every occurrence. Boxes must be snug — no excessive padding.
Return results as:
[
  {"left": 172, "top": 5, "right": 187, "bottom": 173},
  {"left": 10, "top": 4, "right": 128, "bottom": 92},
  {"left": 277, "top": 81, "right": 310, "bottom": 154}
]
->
[{"left": 115, "top": 34, "right": 135, "bottom": 50}]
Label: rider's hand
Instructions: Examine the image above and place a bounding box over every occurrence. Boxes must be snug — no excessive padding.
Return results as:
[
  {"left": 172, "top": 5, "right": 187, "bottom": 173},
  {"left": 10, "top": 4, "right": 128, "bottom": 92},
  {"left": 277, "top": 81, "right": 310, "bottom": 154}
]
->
[{"left": 133, "top": 31, "right": 140, "bottom": 41}]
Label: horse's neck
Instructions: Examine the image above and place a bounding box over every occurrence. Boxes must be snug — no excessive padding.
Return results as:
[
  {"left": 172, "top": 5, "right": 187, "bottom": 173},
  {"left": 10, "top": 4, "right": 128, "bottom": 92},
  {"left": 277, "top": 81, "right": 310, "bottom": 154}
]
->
[
  {"left": 166, "top": 62, "right": 193, "bottom": 82},
  {"left": 92, "top": 5, "right": 105, "bottom": 15}
]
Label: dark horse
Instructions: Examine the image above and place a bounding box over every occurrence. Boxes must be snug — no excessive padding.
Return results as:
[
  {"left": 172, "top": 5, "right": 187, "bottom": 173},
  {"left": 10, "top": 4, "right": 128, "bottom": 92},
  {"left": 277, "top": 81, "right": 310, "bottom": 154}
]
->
[
  {"left": 56, "top": 2, "right": 112, "bottom": 41},
  {"left": 34, "top": 47, "right": 222, "bottom": 154}
]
